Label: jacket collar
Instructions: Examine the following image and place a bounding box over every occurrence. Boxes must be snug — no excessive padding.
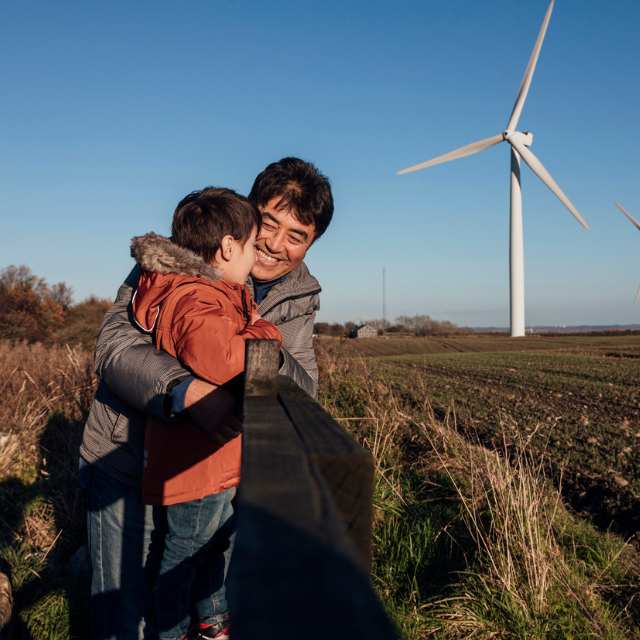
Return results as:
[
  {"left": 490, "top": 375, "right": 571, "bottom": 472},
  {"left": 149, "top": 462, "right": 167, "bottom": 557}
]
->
[
  {"left": 130, "top": 233, "right": 253, "bottom": 333},
  {"left": 251, "top": 261, "right": 321, "bottom": 315},
  {"left": 130, "top": 233, "right": 221, "bottom": 281}
]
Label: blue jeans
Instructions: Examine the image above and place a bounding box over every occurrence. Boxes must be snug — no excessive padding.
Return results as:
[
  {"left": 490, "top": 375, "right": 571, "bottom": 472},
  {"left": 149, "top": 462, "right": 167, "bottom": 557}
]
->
[
  {"left": 81, "top": 459, "right": 165, "bottom": 640},
  {"left": 155, "top": 488, "right": 236, "bottom": 640}
]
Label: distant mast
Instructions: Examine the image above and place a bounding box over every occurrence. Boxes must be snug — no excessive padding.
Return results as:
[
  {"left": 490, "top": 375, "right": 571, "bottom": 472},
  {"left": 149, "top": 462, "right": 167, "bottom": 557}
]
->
[{"left": 382, "top": 267, "right": 387, "bottom": 332}]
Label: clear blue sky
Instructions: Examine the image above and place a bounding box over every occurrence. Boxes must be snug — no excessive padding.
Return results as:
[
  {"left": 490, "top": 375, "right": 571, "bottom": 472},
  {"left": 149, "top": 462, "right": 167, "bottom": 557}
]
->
[{"left": 1, "top": 0, "right": 638, "bottom": 327}]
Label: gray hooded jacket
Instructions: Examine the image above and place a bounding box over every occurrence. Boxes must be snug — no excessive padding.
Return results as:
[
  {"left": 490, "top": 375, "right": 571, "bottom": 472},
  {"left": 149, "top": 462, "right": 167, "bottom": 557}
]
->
[{"left": 80, "top": 234, "right": 321, "bottom": 486}]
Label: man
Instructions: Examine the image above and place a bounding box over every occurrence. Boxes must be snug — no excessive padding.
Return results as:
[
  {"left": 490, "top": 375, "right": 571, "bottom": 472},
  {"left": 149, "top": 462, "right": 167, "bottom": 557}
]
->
[{"left": 80, "top": 157, "right": 334, "bottom": 639}]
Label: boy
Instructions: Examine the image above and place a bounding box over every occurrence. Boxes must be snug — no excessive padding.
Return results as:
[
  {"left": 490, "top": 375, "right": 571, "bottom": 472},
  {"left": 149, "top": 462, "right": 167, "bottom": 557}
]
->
[{"left": 130, "top": 187, "right": 282, "bottom": 640}]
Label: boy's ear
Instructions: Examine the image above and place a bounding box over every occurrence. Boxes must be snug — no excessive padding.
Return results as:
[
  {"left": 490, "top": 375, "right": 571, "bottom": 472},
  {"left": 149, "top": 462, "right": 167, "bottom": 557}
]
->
[{"left": 220, "top": 235, "right": 235, "bottom": 261}]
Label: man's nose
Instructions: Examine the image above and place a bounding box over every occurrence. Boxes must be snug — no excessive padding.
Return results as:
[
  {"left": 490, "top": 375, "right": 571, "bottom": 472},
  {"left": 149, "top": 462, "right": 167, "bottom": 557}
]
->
[{"left": 265, "top": 229, "right": 286, "bottom": 254}]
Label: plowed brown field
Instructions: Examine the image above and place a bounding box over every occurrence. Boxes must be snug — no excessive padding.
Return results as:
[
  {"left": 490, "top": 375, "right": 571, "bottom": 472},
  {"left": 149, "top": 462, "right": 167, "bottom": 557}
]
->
[{"left": 317, "top": 334, "right": 640, "bottom": 535}]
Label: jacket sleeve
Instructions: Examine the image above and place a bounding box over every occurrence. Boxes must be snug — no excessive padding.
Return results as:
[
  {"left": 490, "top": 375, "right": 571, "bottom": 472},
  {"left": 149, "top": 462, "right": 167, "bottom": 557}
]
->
[
  {"left": 94, "top": 266, "right": 191, "bottom": 418},
  {"left": 171, "top": 298, "right": 282, "bottom": 386},
  {"left": 278, "top": 306, "right": 318, "bottom": 398}
]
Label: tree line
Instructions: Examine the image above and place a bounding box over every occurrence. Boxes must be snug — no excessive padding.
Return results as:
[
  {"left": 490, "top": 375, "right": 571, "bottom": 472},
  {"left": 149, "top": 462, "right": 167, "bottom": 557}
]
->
[
  {"left": 314, "top": 315, "right": 465, "bottom": 337},
  {"left": 0, "top": 265, "right": 111, "bottom": 349},
  {"left": 0, "top": 264, "right": 465, "bottom": 348}
]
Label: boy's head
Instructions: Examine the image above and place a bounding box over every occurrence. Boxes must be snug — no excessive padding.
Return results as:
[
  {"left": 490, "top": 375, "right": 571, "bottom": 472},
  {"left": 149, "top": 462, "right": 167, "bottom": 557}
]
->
[
  {"left": 249, "top": 157, "right": 333, "bottom": 281},
  {"left": 172, "top": 187, "right": 261, "bottom": 284}
]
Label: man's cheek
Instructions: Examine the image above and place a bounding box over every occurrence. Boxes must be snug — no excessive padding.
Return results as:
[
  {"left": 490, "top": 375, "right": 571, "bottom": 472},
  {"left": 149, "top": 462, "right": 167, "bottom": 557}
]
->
[{"left": 291, "top": 246, "right": 308, "bottom": 262}]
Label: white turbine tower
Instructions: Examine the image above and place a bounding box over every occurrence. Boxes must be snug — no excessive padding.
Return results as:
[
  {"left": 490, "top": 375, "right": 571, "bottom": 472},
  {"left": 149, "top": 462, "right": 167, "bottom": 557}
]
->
[
  {"left": 397, "top": 0, "right": 589, "bottom": 337},
  {"left": 615, "top": 202, "right": 640, "bottom": 302}
]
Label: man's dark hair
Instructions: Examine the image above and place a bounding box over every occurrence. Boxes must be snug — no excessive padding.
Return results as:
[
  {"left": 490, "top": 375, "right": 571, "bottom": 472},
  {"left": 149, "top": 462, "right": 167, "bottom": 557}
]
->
[
  {"left": 249, "top": 157, "right": 334, "bottom": 240},
  {"left": 171, "top": 187, "right": 261, "bottom": 263}
]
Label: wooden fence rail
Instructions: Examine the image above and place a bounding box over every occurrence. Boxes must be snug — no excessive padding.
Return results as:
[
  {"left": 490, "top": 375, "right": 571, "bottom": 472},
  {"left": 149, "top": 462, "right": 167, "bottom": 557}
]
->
[{"left": 230, "top": 340, "right": 398, "bottom": 639}]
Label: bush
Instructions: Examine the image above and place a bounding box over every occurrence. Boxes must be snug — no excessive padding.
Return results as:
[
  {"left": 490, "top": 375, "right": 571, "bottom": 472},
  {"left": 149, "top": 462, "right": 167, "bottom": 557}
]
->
[
  {"left": 0, "top": 265, "right": 110, "bottom": 349},
  {"left": 52, "top": 297, "right": 111, "bottom": 350},
  {"left": 0, "top": 266, "right": 67, "bottom": 343}
]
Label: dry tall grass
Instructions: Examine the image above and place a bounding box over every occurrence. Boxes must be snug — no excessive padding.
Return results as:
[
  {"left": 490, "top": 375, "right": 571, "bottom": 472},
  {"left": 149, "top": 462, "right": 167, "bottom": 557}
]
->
[
  {"left": 0, "top": 341, "right": 94, "bottom": 444},
  {"left": 0, "top": 340, "right": 96, "bottom": 637},
  {"left": 424, "top": 419, "right": 640, "bottom": 637},
  {"left": 0, "top": 341, "right": 94, "bottom": 485}
]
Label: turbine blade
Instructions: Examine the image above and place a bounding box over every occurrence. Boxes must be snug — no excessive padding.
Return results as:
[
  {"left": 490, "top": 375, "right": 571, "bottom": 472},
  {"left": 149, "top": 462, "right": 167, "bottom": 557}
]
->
[
  {"left": 635, "top": 284, "right": 640, "bottom": 304},
  {"left": 615, "top": 202, "right": 640, "bottom": 231},
  {"left": 397, "top": 133, "right": 504, "bottom": 175},
  {"left": 506, "top": 0, "right": 555, "bottom": 131},
  {"left": 510, "top": 139, "right": 589, "bottom": 229}
]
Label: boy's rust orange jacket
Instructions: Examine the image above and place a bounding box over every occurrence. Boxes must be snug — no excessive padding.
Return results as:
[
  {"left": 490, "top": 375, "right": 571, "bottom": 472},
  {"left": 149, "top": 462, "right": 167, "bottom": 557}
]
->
[{"left": 132, "top": 262, "right": 282, "bottom": 505}]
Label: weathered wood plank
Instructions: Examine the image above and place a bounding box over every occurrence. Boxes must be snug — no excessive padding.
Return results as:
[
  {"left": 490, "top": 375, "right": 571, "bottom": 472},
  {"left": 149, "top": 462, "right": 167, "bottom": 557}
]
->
[
  {"left": 244, "top": 339, "right": 280, "bottom": 398},
  {"left": 233, "top": 391, "right": 396, "bottom": 640},
  {"left": 231, "top": 340, "right": 396, "bottom": 640},
  {"left": 278, "top": 378, "right": 374, "bottom": 569}
]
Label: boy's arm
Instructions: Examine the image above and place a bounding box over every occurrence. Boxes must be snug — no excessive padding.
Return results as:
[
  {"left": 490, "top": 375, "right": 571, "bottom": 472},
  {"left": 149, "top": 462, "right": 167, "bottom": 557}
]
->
[
  {"left": 172, "top": 300, "right": 282, "bottom": 386},
  {"left": 95, "top": 267, "right": 192, "bottom": 418}
]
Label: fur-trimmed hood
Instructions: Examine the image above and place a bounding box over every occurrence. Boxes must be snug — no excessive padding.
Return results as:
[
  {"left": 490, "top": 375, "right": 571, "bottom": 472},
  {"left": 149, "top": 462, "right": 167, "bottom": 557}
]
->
[
  {"left": 130, "top": 233, "right": 252, "bottom": 334},
  {"left": 130, "top": 232, "right": 221, "bottom": 281}
]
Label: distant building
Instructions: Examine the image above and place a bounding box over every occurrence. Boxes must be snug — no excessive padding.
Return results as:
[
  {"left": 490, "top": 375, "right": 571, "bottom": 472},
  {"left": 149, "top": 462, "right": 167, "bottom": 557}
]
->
[{"left": 351, "top": 324, "right": 378, "bottom": 339}]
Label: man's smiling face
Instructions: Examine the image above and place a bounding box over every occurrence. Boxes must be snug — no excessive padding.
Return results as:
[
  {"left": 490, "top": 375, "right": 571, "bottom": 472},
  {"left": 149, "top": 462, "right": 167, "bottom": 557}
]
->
[{"left": 252, "top": 196, "right": 316, "bottom": 281}]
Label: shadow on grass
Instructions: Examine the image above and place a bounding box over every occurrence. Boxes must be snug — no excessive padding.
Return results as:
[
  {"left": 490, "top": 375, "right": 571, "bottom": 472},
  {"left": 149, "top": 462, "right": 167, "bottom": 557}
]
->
[
  {"left": 371, "top": 465, "right": 475, "bottom": 638},
  {"left": 0, "top": 382, "right": 241, "bottom": 640},
  {"left": 0, "top": 412, "right": 89, "bottom": 639}
]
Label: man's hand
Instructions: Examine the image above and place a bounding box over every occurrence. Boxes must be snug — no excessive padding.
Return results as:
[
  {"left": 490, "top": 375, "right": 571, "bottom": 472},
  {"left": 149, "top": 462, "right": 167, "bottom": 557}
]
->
[{"left": 184, "top": 378, "right": 243, "bottom": 447}]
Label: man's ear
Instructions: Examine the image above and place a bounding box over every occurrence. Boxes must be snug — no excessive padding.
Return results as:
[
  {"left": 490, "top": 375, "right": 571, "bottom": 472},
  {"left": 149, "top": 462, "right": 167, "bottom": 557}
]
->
[{"left": 220, "top": 235, "right": 235, "bottom": 262}]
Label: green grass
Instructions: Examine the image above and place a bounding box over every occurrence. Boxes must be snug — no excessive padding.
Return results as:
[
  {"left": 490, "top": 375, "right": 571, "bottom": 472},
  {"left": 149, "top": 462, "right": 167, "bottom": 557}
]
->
[{"left": 371, "top": 467, "right": 470, "bottom": 639}]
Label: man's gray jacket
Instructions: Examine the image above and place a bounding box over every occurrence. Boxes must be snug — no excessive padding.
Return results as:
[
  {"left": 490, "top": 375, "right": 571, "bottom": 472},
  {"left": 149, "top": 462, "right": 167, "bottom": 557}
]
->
[{"left": 80, "top": 257, "right": 321, "bottom": 486}]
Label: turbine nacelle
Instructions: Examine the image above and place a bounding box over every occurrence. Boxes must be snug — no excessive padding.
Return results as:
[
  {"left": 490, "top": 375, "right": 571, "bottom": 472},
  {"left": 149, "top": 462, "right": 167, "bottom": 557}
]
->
[{"left": 503, "top": 130, "right": 534, "bottom": 147}]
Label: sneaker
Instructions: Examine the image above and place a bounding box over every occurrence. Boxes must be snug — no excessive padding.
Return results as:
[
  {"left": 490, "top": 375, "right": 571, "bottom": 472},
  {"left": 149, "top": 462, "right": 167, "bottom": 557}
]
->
[{"left": 194, "top": 622, "right": 230, "bottom": 640}]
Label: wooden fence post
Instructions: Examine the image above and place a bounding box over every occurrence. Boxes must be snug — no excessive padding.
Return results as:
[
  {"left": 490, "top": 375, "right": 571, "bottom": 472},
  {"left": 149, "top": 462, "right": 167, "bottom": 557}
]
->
[{"left": 244, "top": 339, "right": 280, "bottom": 398}]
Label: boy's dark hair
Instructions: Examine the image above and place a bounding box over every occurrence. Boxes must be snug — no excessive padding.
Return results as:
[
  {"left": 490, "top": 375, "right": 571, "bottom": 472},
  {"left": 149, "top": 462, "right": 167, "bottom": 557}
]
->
[
  {"left": 249, "top": 157, "right": 334, "bottom": 240},
  {"left": 171, "top": 187, "right": 261, "bottom": 263}
]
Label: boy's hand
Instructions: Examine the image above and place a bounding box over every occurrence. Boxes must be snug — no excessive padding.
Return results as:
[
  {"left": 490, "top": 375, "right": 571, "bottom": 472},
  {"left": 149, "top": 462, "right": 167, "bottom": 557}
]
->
[
  {"left": 250, "top": 309, "right": 262, "bottom": 325},
  {"left": 184, "top": 379, "right": 242, "bottom": 444}
]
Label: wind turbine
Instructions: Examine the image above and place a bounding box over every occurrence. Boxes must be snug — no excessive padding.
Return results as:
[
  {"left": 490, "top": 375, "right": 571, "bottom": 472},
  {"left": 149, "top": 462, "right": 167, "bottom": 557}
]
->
[
  {"left": 615, "top": 202, "right": 640, "bottom": 302},
  {"left": 397, "top": 0, "right": 589, "bottom": 337}
]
